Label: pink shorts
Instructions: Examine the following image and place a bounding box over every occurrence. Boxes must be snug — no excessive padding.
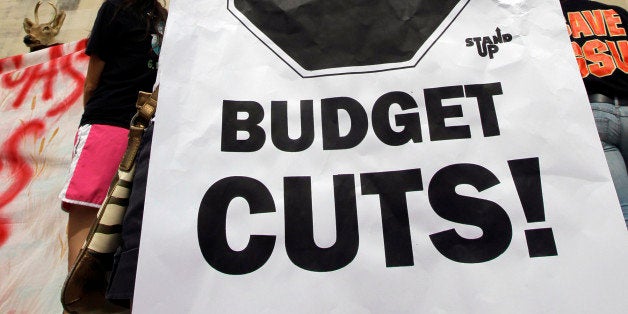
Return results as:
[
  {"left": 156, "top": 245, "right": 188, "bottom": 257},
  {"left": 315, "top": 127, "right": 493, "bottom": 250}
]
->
[{"left": 59, "top": 124, "right": 129, "bottom": 210}]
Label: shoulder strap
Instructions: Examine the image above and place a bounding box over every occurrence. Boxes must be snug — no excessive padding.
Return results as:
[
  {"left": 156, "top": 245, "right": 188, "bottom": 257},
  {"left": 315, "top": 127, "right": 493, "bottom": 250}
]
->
[{"left": 119, "top": 86, "right": 159, "bottom": 171}]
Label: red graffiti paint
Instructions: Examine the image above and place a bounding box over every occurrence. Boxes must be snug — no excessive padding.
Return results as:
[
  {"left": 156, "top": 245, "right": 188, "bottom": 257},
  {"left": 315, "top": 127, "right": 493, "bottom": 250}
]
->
[
  {"left": 2, "top": 51, "right": 86, "bottom": 115},
  {"left": 47, "top": 53, "right": 88, "bottom": 117},
  {"left": 76, "top": 38, "right": 88, "bottom": 52},
  {"left": 0, "top": 120, "right": 46, "bottom": 208},
  {"left": 0, "top": 217, "right": 9, "bottom": 247},
  {"left": 0, "top": 40, "right": 88, "bottom": 248},
  {"left": 2, "top": 55, "right": 24, "bottom": 72},
  {"left": 0, "top": 120, "right": 46, "bottom": 246}
]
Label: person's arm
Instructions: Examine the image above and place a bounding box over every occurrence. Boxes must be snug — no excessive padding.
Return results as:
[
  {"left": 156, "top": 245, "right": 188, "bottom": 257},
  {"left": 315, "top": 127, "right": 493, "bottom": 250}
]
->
[{"left": 83, "top": 54, "right": 105, "bottom": 107}]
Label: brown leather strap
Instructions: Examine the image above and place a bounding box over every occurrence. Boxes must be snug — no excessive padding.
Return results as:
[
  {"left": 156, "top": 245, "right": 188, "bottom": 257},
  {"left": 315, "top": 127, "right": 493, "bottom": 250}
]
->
[{"left": 119, "top": 86, "right": 159, "bottom": 171}]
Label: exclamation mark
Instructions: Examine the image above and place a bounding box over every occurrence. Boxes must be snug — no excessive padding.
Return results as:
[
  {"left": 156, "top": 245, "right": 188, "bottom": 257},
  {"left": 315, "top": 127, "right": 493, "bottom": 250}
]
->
[{"left": 507, "top": 158, "right": 558, "bottom": 258}]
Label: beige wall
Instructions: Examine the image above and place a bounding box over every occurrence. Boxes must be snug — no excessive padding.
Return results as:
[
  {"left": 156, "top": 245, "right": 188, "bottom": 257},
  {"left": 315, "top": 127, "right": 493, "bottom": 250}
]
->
[
  {"left": 605, "top": 0, "right": 628, "bottom": 8},
  {"left": 1, "top": 0, "right": 99, "bottom": 58},
  {"left": 0, "top": 0, "right": 169, "bottom": 59},
  {"left": 0, "top": 0, "right": 625, "bottom": 59}
]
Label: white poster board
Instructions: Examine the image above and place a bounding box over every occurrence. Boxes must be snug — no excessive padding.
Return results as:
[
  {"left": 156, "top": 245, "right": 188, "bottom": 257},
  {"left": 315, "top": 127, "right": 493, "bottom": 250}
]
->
[
  {"left": 135, "top": 0, "right": 628, "bottom": 312},
  {"left": 0, "top": 41, "right": 88, "bottom": 313}
]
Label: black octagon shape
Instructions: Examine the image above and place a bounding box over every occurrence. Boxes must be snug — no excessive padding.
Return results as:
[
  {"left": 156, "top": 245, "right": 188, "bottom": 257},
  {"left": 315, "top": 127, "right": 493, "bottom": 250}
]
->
[{"left": 229, "top": 0, "right": 467, "bottom": 76}]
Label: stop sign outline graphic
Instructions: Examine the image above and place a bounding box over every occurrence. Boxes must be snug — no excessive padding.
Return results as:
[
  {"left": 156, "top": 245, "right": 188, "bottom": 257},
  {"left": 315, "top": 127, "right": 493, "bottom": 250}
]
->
[{"left": 228, "top": 0, "right": 470, "bottom": 78}]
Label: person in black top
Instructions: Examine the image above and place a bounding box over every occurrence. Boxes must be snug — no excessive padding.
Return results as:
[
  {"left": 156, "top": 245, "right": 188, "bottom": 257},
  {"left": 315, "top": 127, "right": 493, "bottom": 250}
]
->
[
  {"left": 561, "top": 0, "right": 628, "bottom": 227},
  {"left": 59, "top": 0, "right": 167, "bottom": 283}
]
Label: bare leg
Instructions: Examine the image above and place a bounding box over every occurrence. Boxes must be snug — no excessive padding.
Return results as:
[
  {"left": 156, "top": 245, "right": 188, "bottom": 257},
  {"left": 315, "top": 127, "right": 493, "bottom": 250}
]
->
[{"left": 65, "top": 203, "right": 99, "bottom": 270}]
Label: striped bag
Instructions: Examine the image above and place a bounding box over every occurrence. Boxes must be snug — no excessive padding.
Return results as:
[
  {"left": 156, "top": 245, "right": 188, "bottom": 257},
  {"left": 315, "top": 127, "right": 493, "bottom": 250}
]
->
[{"left": 61, "top": 88, "right": 158, "bottom": 313}]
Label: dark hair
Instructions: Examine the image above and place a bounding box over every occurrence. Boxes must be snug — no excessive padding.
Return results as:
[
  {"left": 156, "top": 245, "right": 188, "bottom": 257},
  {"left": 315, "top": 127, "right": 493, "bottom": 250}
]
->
[{"left": 118, "top": 0, "right": 168, "bottom": 44}]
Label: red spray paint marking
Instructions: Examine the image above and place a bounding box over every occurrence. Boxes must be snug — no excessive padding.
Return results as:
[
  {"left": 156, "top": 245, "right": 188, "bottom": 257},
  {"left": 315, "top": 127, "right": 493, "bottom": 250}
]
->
[
  {"left": 1, "top": 56, "right": 27, "bottom": 87},
  {"left": 0, "top": 217, "right": 9, "bottom": 247},
  {"left": 508, "top": 157, "right": 558, "bottom": 258},
  {"left": 47, "top": 53, "right": 88, "bottom": 117},
  {"left": 0, "top": 38, "right": 86, "bottom": 74},
  {"left": 0, "top": 120, "right": 46, "bottom": 246},
  {"left": 13, "top": 55, "right": 24, "bottom": 69},
  {"left": 0, "top": 42, "right": 88, "bottom": 248},
  {"left": 4, "top": 55, "right": 24, "bottom": 72},
  {"left": 1, "top": 48, "right": 86, "bottom": 115},
  {"left": 75, "top": 38, "right": 88, "bottom": 53}
]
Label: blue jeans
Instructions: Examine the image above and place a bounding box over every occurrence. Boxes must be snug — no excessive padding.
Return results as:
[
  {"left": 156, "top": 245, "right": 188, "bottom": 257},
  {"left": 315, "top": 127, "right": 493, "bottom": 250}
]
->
[{"left": 591, "top": 102, "right": 628, "bottom": 228}]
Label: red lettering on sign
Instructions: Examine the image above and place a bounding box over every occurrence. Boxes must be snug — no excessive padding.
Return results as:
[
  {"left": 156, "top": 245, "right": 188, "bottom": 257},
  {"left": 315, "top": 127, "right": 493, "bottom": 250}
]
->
[
  {"left": 47, "top": 53, "right": 88, "bottom": 117},
  {"left": 0, "top": 40, "right": 88, "bottom": 248},
  {"left": 4, "top": 56, "right": 86, "bottom": 114},
  {"left": 0, "top": 120, "right": 46, "bottom": 246},
  {"left": 0, "top": 218, "right": 9, "bottom": 247}
]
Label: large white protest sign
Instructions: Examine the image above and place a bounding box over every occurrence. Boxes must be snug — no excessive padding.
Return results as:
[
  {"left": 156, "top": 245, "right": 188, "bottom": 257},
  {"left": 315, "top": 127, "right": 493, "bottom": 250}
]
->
[{"left": 135, "top": 0, "right": 628, "bottom": 312}]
